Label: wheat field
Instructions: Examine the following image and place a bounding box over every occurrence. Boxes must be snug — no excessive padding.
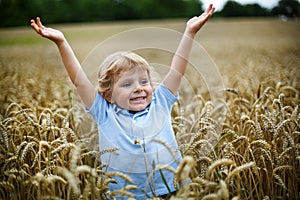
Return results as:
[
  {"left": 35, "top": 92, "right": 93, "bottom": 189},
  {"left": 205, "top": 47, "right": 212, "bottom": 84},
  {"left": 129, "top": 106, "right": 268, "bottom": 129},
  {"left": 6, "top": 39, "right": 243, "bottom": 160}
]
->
[{"left": 0, "top": 18, "right": 299, "bottom": 199}]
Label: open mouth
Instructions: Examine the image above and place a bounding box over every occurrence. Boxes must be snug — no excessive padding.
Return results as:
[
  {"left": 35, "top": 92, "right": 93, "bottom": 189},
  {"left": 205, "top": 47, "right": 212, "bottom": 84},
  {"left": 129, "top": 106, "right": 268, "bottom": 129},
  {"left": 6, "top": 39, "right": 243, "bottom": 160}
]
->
[{"left": 130, "top": 96, "right": 146, "bottom": 104}]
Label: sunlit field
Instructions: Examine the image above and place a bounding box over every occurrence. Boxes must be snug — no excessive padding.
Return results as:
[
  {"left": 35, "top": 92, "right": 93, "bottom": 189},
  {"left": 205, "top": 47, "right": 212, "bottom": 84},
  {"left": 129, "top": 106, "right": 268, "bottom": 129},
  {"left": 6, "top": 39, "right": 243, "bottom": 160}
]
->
[{"left": 0, "top": 18, "right": 299, "bottom": 199}]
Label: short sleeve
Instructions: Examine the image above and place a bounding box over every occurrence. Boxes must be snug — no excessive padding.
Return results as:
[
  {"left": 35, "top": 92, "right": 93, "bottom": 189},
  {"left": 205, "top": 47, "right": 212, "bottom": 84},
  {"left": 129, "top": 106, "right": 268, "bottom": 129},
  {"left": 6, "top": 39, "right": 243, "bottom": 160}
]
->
[
  {"left": 85, "top": 92, "right": 109, "bottom": 123},
  {"left": 154, "top": 84, "right": 179, "bottom": 112}
]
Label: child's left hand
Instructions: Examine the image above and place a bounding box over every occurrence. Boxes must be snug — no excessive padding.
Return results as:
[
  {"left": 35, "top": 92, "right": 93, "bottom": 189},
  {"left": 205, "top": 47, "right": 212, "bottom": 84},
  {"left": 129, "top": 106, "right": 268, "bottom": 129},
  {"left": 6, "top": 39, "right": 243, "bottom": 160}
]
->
[
  {"left": 185, "top": 4, "right": 215, "bottom": 36},
  {"left": 30, "top": 17, "right": 65, "bottom": 45}
]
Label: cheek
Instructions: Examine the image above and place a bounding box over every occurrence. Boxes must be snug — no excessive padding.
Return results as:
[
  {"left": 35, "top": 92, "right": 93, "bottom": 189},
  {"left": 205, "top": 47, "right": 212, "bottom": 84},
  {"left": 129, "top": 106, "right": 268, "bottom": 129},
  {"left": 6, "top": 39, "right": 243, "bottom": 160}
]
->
[
  {"left": 115, "top": 89, "right": 130, "bottom": 100},
  {"left": 147, "top": 86, "right": 154, "bottom": 94},
  {"left": 147, "top": 90, "right": 153, "bottom": 100}
]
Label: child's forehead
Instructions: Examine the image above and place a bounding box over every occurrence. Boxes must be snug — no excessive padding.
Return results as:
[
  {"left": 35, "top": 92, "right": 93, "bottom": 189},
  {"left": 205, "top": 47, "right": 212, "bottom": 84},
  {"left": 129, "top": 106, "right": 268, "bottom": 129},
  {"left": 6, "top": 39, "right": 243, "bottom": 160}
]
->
[{"left": 119, "top": 68, "right": 149, "bottom": 78}]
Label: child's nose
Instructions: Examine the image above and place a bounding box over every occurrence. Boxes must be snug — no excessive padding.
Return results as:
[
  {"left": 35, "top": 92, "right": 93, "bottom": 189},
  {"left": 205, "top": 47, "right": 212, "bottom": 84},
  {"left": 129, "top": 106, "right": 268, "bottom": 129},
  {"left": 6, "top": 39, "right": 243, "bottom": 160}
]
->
[{"left": 134, "top": 83, "right": 143, "bottom": 92}]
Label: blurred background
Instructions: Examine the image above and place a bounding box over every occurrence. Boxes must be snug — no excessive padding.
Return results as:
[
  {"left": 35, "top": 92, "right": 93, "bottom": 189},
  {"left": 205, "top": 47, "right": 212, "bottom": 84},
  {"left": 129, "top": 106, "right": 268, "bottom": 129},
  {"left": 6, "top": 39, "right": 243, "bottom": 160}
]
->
[{"left": 0, "top": 0, "right": 300, "bottom": 27}]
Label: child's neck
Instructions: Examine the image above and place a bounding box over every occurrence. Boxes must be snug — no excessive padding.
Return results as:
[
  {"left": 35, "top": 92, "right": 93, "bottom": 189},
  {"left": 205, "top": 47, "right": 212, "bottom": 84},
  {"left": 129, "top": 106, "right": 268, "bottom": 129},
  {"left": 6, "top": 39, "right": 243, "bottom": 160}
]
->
[{"left": 128, "top": 110, "right": 138, "bottom": 114}]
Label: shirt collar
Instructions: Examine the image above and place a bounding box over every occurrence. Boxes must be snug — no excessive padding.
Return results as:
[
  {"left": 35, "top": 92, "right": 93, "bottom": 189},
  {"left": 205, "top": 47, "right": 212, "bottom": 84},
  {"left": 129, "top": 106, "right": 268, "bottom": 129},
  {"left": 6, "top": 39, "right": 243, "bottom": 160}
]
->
[{"left": 113, "top": 103, "right": 151, "bottom": 117}]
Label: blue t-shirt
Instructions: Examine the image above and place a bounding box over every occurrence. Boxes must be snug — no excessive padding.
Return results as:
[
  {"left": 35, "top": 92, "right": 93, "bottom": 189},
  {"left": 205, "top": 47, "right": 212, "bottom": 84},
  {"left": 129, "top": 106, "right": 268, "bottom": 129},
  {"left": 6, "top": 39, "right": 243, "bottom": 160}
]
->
[{"left": 86, "top": 84, "right": 182, "bottom": 199}]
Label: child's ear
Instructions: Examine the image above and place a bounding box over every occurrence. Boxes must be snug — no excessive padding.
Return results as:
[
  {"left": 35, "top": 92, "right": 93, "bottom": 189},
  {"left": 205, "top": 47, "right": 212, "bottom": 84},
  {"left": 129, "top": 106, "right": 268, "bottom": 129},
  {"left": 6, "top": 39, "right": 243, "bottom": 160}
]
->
[{"left": 103, "top": 92, "right": 113, "bottom": 103}]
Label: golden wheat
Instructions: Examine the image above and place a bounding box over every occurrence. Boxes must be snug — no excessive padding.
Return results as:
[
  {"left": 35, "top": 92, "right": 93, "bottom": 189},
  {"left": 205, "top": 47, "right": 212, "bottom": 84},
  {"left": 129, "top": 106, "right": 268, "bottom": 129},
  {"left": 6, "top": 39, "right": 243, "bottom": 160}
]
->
[{"left": 1, "top": 19, "right": 300, "bottom": 200}]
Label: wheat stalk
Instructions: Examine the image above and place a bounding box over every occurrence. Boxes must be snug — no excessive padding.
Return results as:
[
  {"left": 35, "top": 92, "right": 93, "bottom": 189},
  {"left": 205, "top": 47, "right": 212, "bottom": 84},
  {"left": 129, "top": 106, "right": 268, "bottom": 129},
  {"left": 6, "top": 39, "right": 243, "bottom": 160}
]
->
[
  {"left": 217, "top": 180, "right": 229, "bottom": 200},
  {"left": 175, "top": 156, "right": 195, "bottom": 182},
  {"left": 152, "top": 138, "right": 179, "bottom": 164},
  {"left": 0, "top": 122, "right": 9, "bottom": 150},
  {"left": 21, "top": 141, "right": 36, "bottom": 163},
  {"left": 57, "top": 167, "right": 80, "bottom": 196},
  {"left": 110, "top": 189, "right": 135, "bottom": 198},
  {"left": 70, "top": 145, "right": 81, "bottom": 173},
  {"left": 50, "top": 143, "right": 75, "bottom": 156},
  {"left": 226, "top": 162, "right": 255, "bottom": 181},
  {"left": 205, "top": 159, "right": 235, "bottom": 180},
  {"left": 105, "top": 171, "right": 135, "bottom": 185}
]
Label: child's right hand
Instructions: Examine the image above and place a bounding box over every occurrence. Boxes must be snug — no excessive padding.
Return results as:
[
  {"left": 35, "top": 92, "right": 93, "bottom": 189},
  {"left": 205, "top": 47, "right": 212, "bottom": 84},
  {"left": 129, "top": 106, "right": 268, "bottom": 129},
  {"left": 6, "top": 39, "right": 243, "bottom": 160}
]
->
[
  {"left": 185, "top": 4, "right": 215, "bottom": 37},
  {"left": 30, "top": 17, "right": 65, "bottom": 44}
]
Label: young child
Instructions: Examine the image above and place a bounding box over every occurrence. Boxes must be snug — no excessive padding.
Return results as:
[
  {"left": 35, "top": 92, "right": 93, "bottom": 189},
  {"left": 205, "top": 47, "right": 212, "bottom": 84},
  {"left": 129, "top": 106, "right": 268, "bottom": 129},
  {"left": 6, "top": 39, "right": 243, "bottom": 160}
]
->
[{"left": 30, "top": 4, "right": 214, "bottom": 199}]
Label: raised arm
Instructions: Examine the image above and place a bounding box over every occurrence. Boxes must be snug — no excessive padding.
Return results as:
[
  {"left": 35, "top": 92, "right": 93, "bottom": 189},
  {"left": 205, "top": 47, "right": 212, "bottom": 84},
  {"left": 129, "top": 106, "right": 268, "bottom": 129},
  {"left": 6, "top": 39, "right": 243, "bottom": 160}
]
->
[
  {"left": 163, "top": 4, "right": 215, "bottom": 94},
  {"left": 30, "top": 17, "right": 96, "bottom": 108}
]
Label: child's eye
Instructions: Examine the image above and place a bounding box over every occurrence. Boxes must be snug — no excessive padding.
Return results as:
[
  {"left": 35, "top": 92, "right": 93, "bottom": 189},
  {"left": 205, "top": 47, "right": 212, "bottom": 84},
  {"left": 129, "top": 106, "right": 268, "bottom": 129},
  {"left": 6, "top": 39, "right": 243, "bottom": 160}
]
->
[
  {"left": 122, "top": 83, "right": 131, "bottom": 87},
  {"left": 140, "top": 80, "right": 149, "bottom": 85}
]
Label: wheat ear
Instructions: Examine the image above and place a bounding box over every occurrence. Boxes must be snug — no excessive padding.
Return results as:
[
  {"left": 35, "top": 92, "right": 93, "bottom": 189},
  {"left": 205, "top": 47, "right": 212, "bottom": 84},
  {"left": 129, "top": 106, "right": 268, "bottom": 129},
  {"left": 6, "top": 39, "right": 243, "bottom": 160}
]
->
[
  {"left": 217, "top": 180, "right": 229, "bottom": 200},
  {"left": 226, "top": 162, "right": 255, "bottom": 181},
  {"left": 205, "top": 159, "right": 235, "bottom": 180},
  {"left": 57, "top": 167, "right": 80, "bottom": 196},
  {"left": 106, "top": 171, "right": 134, "bottom": 184}
]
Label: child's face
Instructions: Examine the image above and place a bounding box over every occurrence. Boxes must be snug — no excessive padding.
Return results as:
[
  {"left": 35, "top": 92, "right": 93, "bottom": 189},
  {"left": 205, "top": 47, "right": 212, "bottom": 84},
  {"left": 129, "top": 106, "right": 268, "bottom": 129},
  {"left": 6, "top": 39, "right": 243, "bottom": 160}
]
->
[{"left": 110, "top": 68, "right": 153, "bottom": 112}]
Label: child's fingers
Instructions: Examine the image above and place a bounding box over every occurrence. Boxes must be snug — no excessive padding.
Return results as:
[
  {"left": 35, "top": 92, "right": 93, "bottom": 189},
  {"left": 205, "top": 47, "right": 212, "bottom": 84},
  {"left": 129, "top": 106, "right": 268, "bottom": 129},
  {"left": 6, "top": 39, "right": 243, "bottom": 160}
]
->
[
  {"left": 210, "top": 7, "right": 215, "bottom": 15},
  {"left": 36, "top": 17, "right": 44, "bottom": 28},
  {"left": 30, "top": 20, "right": 38, "bottom": 30},
  {"left": 30, "top": 19, "right": 34, "bottom": 27},
  {"left": 203, "top": 4, "right": 212, "bottom": 15},
  {"left": 30, "top": 19, "right": 45, "bottom": 36},
  {"left": 199, "top": 4, "right": 214, "bottom": 18}
]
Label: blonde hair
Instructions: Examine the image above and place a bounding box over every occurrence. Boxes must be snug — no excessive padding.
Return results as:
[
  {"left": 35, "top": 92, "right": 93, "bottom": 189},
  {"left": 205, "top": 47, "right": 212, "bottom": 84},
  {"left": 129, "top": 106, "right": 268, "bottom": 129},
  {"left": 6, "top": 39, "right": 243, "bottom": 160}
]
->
[{"left": 98, "top": 51, "right": 151, "bottom": 99}]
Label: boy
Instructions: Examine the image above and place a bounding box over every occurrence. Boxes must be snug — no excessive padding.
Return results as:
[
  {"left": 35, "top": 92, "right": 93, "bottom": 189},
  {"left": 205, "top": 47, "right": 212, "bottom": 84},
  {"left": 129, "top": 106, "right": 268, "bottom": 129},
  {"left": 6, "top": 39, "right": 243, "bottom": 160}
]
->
[{"left": 30, "top": 4, "right": 214, "bottom": 199}]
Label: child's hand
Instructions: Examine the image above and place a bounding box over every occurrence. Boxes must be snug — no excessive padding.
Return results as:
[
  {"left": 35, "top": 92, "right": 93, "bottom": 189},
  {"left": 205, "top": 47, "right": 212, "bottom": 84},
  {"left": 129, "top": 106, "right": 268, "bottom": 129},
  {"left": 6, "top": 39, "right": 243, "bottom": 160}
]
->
[
  {"left": 185, "top": 4, "right": 215, "bottom": 36},
  {"left": 30, "top": 17, "right": 65, "bottom": 44}
]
